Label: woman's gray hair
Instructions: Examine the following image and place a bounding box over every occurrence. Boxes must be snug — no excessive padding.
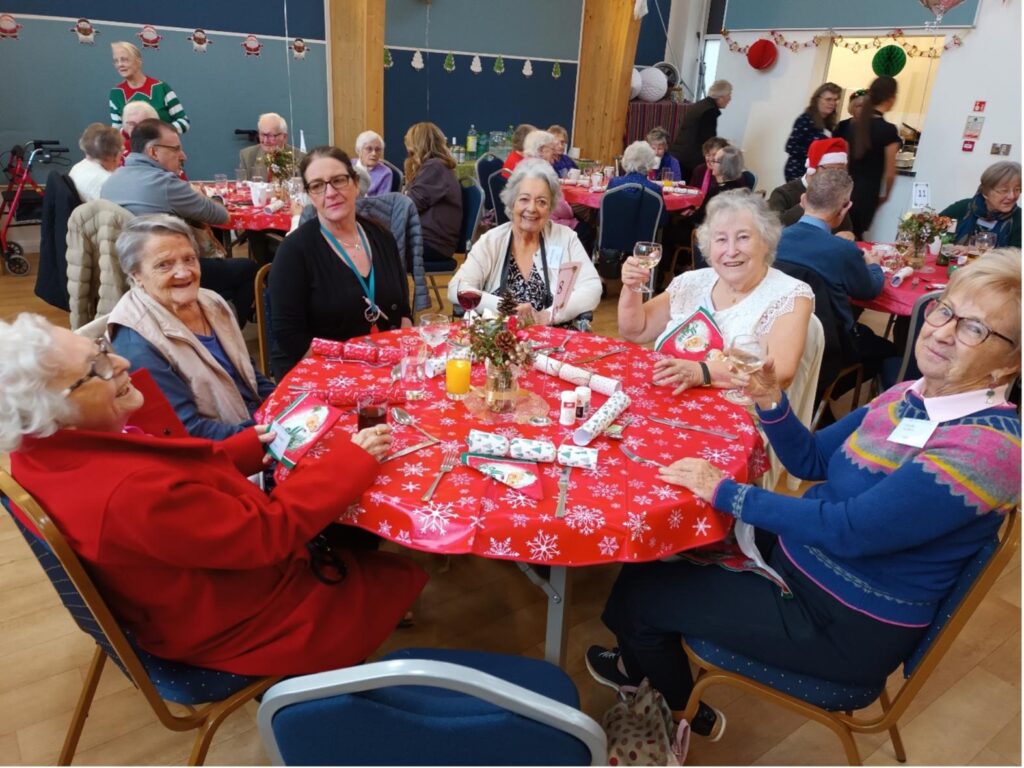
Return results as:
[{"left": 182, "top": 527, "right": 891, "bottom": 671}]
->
[
  {"left": 79, "top": 123, "right": 123, "bottom": 162},
  {"left": 621, "top": 141, "right": 658, "bottom": 173},
  {"left": 522, "top": 130, "right": 557, "bottom": 158},
  {"left": 645, "top": 127, "right": 671, "bottom": 147},
  {"left": 355, "top": 130, "right": 384, "bottom": 153},
  {"left": 0, "top": 314, "right": 76, "bottom": 453},
  {"left": 715, "top": 145, "right": 744, "bottom": 182},
  {"left": 500, "top": 158, "right": 562, "bottom": 220},
  {"left": 945, "top": 247, "right": 1021, "bottom": 350},
  {"left": 979, "top": 161, "right": 1021, "bottom": 196},
  {"left": 708, "top": 79, "right": 733, "bottom": 99},
  {"left": 696, "top": 190, "right": 782, "bottom": 266},
  {"left": 115, "top": 214, "right": 199, "bottom": 275}
]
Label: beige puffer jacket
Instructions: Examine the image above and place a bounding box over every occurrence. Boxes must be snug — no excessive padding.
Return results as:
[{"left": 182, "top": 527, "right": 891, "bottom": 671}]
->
[{"left": 66, "top": 200, "right": 133, "bottom": 330}]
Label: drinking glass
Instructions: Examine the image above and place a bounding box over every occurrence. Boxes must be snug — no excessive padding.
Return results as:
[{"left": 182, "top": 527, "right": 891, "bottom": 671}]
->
[
  {"left": 398, "top": 336, "right": 426, "bottom": 400},
  {"left": 974, "top": 232, "right": 997, "bottom": 255},
  {"left": 725, "top": 334, "right": 765, "bottom": 405},
  {"left": 356, "top": 390, "right": 389, "bottom": 431},
  {"left": 213, "top": 174, "right": 228, "bottom": 197},
  {"left": 453, "top": 278, "right": 482, "bottom": 324},
  {"left": 418, "top": 313, "right": 450, "bottom": 357},
  {"left": 234, "top": 167, "right": 248, "bottom": 194},
  {"left": 631, "top": 241, "right": 663, "bottom": 295},
  {"left": 445, "top": 340, "right": 472, "bottom": 401},
  {"left": 661, "top": 170, "right": 675, "bottom": 187}
]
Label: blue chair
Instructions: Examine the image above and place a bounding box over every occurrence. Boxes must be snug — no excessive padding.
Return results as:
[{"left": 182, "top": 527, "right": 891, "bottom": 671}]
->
[
  {"left": 382, "top": 158, "right": 404, "bottom": 193},
  {"left": 879, "top": 289, "right": 942, "bottom": 389},
  {"left": 595, "top": 183, "right": 664, "bottom": 288},
  {"left": 0, "top": 469, "right": 280, "bottom": 766},
  {"left": 426, "top": 178, "right": 484, "bottom": 310},
  {"left": 681, "top": 508, "right": 1019, "bottom": 765},
  {"left": 475, "top": 153, "right": 504, "bottom": 212},
  {"left": 488, "top": 170, "right": 510, "bottom": 225},
  {"left": 257, "top": 647, "right": 607, "bottom": 765}
]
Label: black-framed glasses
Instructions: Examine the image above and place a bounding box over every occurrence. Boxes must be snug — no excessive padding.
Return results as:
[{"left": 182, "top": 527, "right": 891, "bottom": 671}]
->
[
  {"left": 152, "top": 143, "right": 184, "bottom": 154},
  {"left": 924, "top": 299, "right": 1017, "bottom": 347},
  {"left": 306, "top": 174, "right": 352, "bottom": 196},
  {"left": 259, "top": 132, "right": 285, "bottom": 140},
  {"left": 62, "top": 337, "right": 115, "bottom": 396}
]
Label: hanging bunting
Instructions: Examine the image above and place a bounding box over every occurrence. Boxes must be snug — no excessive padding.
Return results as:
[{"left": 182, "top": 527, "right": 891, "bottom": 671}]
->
[
  {"left": 0, "top": 14, "right": 23, "bottom": 40},
  {"left": 187, "top": 29, "right": 211, "bottom": 53},
  {"left": 70, "top": 18, "right": 99, "bottom": 44},
  {"left": 443, "top": 52, "right": 455, "bottom": 72},
  {"left": 241, "top": 34, "right": 263, "bottom": 56},
  {"left": 522, "top": 59, "right": 533, "bottom": 77},
  {"left": 384, "top": 47, "right": 394, "bottom": 69},
  {"left": 493, "top": 55, "right": 505, "bottom": 75},
  {"left": 721, "top": 28, "right": 967, "bottom": 60},
  {"left": 137, "top": 25, "right": 162, "bottom": 50},
  {"left": 551, "top": 61, "right": 561, "bottom": 79},
  {"left": 470, "top": 54, "right": 482, "bottom": 74},
  {"left": 411, "top": 50, "right": 425, "bottom": 70},
  {"left": 291, "top": 38, "right": 308, "bottom": 60}
]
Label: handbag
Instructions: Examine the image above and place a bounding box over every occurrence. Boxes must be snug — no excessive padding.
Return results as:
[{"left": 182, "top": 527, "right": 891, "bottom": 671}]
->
[{"left": 602, "top": 678, "right": 690, "bottom": 766}]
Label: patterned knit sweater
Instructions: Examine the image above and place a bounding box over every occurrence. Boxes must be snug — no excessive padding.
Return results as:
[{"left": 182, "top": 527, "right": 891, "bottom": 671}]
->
[
  {"left": 109, "top": 76, "right": 190, "bottom": 134},
  {"left": 713, "top": 382, "right": 1020, "bottom": 626}
]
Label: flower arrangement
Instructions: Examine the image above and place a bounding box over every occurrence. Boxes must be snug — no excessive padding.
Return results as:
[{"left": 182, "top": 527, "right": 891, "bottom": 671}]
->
[
  {"left": 897, "top": 208, "right": 953, "bottom": 244},
  {"left": 261, "top": 146, "right": 297, "bottom": 183},
  {"left": 467, "top": 291, "right": 536, "bottom": 370}
]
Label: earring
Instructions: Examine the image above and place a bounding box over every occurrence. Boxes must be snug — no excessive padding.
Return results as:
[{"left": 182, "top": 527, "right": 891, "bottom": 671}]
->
[{"left": 985, "top": 377, "right": 997, "bottom": 404}]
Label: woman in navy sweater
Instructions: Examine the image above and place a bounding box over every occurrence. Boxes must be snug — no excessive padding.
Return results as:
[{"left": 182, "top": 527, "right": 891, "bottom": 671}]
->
[{"left": 588, "top": 249, "right": 1021, "bottom": 742}]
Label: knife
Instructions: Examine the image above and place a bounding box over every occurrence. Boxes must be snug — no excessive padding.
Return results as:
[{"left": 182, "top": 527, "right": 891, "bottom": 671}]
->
[
  {"left": 555, "top": 465, "right": 572, "bottom": 518},
  {"left": 383, "top": 439, "right": 437, "bottom": 463},
  {"left": 569, "top": 346, "right": 628, "bottom": 366},
  {"left": 647, "top": 415, "right": 739, "bottom": 441}
]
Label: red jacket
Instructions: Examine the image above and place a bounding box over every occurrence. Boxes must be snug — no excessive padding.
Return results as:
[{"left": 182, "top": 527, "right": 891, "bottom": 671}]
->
[{"left": 11, "top": 377, "right": 426, "bottom": 675}]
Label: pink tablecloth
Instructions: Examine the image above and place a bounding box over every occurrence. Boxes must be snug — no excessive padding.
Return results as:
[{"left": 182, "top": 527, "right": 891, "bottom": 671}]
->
[
  {"left": 561, "top": 182, "right": 703, "bottom": 213},
  {"left": 256, "top": 326, "right": 768, "bottom": 567},
  {"left": 852, "top": 244, "right": 947, "bottom": 317}
]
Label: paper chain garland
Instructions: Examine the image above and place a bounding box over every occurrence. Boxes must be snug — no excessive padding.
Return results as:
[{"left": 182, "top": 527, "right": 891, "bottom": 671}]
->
[{"left": 721, "top": 28, "right": 966, "bottom": 60}]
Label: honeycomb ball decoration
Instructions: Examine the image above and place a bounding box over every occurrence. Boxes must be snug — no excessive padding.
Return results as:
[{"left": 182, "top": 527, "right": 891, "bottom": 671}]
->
[
  {"left": 637, "top": 67, "right": 668, "bottom": 102},
  {"left": 872, "top": 45, "right": 907, "bottom": 77},
  {"left": 630, "top": 68, "right": 642, "bottom": 100}
]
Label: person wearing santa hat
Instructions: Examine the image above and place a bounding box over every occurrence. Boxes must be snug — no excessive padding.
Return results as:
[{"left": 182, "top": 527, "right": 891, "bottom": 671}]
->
[{"left": 769, "top": 137, "right": 854, "bottom": 237}]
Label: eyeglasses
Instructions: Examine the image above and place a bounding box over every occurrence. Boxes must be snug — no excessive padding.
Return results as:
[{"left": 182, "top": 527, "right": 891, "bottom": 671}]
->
[
  {"left": 259, "top": 132, "right": 286, "bottom": 141},
  {"left": 152, "top": 143, "right": 184, "bottom": 154},
  {"left": 63, "top": 337, "right": 115, "bottom": 396},
  {"left": 924, "top": 299, "right": 1017, "bottom": 347},
  {"left": 306, "top": 175, "right": 352, "bottom": 196},
  {"left": 362, "top": 146, "right": 383, "bottom": 154}
]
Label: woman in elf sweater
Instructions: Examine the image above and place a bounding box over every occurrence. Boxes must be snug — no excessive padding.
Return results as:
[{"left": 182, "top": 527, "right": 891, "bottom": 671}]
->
[
  {"left": 588, "top": 248, "right": 1021, "bottom": 742},
  {"left": 109, "top": 41, "right": 190, "bottom": 134}
]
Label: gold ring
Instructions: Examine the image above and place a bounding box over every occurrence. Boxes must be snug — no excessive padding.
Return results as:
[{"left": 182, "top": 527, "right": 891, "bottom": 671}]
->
[{"left": 375, "top": 425, "right": 384, "bottom": 435}]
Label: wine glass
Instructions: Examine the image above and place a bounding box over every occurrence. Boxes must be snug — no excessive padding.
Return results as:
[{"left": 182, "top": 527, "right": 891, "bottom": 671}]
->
[
  {"left": 453, "top": 278, "right": 482, "bottom": 325},
  {"left": 631, "top": 241, "right": 663, "bottom": 295},
  {"left": 417, "top": 313, "right": 450, "bottom": 358},
  {"left": 974, "top": 232, "right": 997, "bottom": 256},
  {"left": 724, "top": 334, "right": 765, "bottom": 405}
]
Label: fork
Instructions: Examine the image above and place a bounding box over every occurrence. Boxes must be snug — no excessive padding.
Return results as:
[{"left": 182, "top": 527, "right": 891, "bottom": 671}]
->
[
  {"left": 421, "top": 447, "right": 460, "bottom": 502},
  {"left": 620, "top": 444, "right": 666, "bottom": 468}
]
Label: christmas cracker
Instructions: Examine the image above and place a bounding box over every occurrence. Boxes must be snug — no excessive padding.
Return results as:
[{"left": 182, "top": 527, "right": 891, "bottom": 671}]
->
[{"left": 573, "top": 391, "right": 631, "bottom": 446}]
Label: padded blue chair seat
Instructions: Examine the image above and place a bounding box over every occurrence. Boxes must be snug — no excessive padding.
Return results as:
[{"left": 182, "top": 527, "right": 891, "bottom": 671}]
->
[
  {"left": 269, "top": 647, "right": 590, "bottom": 766},
  {"left": 686, "top": 637, "right": 883, "bottom": 711}
]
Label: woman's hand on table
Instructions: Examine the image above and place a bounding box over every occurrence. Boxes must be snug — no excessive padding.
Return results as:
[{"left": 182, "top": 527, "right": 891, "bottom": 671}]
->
[
  {"left": 620, "top": 256, "right": 652, "bottom": 292},
  {"left": 352, "top": 424, "right": 393, "bottom": 462},
  {"left": 254, "top": 424, "right": 277, "bottom": 464},
  {"left": 653, "top": 358, "right": 745, "bottom": 394},
  {"left": 659, "top": 458, "right": 726, "bottom": 502}
]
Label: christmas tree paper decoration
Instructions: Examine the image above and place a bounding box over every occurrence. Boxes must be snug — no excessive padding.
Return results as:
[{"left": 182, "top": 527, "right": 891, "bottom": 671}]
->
[
  {"left": 470, "top": 54, "right": 482, "bottom": 74},
  {"left": 443, "top": 52, "right": 455, "bottom": 72},
  {"left": 384, "top": 47, "right": 393, "bottom": 69},
  {"left": 551, "top": 61, "right": 561, "bottom": 79},
  {"left": 522, "top": 59, "right": 533, "bottom": 77},
  {"left": 411, "top": 50, "right": 424, "bottom": 70},
  {"left": 494, "top": 55, "right": 505, "bottom": 75}
]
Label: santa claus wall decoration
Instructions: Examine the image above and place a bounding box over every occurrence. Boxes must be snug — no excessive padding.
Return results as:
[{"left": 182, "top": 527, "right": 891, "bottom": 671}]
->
[
  {"left": 187, "top": 29, "right": 211, "bottom": 53},
  {"left": 0, "top": 14, "right": 23, "bottom": 40},
  {"left": 241, "top": 34, "right": 263, "bottom": 57},
  {"left": 137, "top": 25, "right": 162, "bottom": 50},
  {"left": 71, "top": 18, "right": 98, "bottom": 44}
]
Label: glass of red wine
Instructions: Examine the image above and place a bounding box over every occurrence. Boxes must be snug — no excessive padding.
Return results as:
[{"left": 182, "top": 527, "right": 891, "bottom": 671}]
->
[
  {"left": 454, "top": 278, "right": 482, "bottom": 325},
  {"left": 356, "top": 390, "right": 388, "bottom": 431}
]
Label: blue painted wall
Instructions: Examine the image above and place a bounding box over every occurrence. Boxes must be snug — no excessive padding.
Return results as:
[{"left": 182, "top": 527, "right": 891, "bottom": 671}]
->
[
  {"left": 724, "top": 0, "right": 980, "bottom": 31},
  {"left": 635, "top": 0, "right": 670, "bottom": 67},
  {"left": 0, "top": 7, "right": 328, "bottom": 180}
]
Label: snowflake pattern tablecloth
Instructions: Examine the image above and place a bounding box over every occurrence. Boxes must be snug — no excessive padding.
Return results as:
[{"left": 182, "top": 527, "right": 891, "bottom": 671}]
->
[
  {"left": 561, "top": 182, "right": 704, "bottom": 213},
  {"left": 256, "top": 327, "right": 768, "bottom": 566},
  {"left": 852, "top": 243, "right": 945, "bottom": 317}
]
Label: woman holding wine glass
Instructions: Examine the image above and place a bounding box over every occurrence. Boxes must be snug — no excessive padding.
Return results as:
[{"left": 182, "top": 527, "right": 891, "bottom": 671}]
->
[
  {"left": 446, "top": 159, "right": 601, "bottom": 328},
  {"left": 618, "top": 190, "right": 813, "bottom": 395}
]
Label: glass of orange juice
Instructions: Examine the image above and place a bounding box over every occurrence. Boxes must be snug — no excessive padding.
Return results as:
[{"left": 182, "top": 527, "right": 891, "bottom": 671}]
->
[
  {"left": 445, "top": 340, "right": 472, "bottom": 400},
  {"left": 662, "top": 169, "right": 675, "bottom": 188}
]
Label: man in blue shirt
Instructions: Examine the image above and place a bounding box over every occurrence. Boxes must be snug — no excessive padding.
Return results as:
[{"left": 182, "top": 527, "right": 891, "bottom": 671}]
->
[{"left": 776, "top": 168, "right": 897, "bottom": 383}]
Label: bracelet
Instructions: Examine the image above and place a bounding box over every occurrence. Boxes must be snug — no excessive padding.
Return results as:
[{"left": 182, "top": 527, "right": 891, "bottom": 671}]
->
[{"left": 698, "top": 361, "right": 711, "bottom": 386}]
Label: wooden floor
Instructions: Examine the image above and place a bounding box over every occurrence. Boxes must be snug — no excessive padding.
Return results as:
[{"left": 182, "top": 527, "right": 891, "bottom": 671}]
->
[{"left": 0, "top": 238, "right": 1019, "bottom": 765}]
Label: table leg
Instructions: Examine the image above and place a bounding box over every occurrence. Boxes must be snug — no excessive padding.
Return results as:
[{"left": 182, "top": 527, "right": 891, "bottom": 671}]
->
[{"left": 515, "top": 563, "right": 572, "bottom": 667}]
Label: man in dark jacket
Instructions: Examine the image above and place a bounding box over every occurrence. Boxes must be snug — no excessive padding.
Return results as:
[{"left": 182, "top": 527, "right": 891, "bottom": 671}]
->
[
  {"left": 769, "top": 137, "right": 854, "bottom": 236},
  {"left": 669, "top": 80, "right": 732, "bottom": 180}
]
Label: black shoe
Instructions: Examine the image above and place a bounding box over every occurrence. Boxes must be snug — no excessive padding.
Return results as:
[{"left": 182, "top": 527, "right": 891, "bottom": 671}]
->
[
  {"left": 585, "top": 645, "right": 641, "bottom": 690},
  {"left": 691, "top": 701, "right": 727, "bottom": 741}
]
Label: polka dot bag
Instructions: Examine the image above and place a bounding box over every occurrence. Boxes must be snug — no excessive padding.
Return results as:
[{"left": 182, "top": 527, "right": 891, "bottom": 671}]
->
[{"left": 602, "top": 678, "right": 690, "bottom": 765}]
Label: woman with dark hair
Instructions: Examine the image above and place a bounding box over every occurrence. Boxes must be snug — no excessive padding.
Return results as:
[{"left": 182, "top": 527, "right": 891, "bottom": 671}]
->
[
  {"left": 403, "top": 122, "right": 463, "bottom": 267},
  {"left": 783, "top": 82, "right": 842, "bottom": 181},
  {"left": 836, "top": 76, "right": 901, "bottom": 239},
  {"left": 941, "top": 161, "right": 1021, "bottom": 249},
  {"left": 269, "top": 146, "right": 412, "bottom": 379}
]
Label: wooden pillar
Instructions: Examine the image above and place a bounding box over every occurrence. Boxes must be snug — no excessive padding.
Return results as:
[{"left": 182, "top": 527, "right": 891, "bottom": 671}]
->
[
  {"left": 573, "top": 0, "right": 642, "bottom": 164},
  {"left": 326, "top": 0, "right": 385, "bottom": 152}
]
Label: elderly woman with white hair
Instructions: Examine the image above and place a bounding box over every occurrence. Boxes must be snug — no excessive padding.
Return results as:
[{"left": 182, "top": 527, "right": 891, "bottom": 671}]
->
[
  {"left": 354, "top": 130, "right": 393, "bottom": 197},
  {"left": 68, "top": 123, "right": 123, "bottom": 201},
  {"left": 448, "top": 158, "right": 601, "bottom": 327},
  {"left": 108, "top": 214, "right": 274, "bottom": 440},
  {"left": 109, "top": 41, "right": 189, "bottom": 134},
  {"left": 118, "top": 100, "right": 159, "bottom": 164},
  {"left": 608, "top": 141, "right": 664, "bottom": 197},
  {"left": 0, "top": 313, "right": 426, "bottom": 676},
  {"left": 619, "top": 190, "right": 813, "bottom": 393}
]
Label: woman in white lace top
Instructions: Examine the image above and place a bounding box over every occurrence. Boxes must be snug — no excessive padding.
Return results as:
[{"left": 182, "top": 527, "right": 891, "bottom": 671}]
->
[{"left": 618, "top": 190, "right": 813, "bottom": 393}]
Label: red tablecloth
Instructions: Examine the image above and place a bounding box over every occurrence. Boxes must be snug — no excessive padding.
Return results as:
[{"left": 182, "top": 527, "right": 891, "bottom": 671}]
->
[
  {"left": 852, "top": 244, "right": 947, "bottom": 317},
  {"left": 256, "top": 327, "right": 768, "bottom": 567},
  {"left": 561, "top": 182, "right": 703, "bottom": 213},
  {"left": 200, "top": 185, "right": 293, "bottom": 232}
]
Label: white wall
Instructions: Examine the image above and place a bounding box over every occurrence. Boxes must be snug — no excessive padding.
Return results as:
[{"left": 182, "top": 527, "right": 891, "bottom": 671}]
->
[{"left": 705, "top": 0, "right": 1021, "bottom": 240}]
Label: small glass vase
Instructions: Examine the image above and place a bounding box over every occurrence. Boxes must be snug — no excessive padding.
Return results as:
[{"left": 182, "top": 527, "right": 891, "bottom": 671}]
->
[
  {"left": 907, "top": 237, "right": 926, "bottom": 270},
  {"left": 484, "top": 360, "right": 519, "bottom": 413}
]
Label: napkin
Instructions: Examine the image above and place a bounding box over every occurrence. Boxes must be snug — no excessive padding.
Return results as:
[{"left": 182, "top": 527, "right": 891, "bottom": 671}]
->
[
  {"left": 890, "top": 266, "right": 914, "bottom": 287},
  {"left": 573, "top": 391, "right": 631, "bottom": 446}
]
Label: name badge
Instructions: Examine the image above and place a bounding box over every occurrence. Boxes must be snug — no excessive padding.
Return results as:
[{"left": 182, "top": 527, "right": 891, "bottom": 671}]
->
[{"left": 888, "top": 418, "right": 938, "bottom": 448}]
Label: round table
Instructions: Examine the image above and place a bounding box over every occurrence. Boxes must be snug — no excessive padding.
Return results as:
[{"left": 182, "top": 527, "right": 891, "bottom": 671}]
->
[{"left": 561, "top": 181, "right": 704, "bottom": 213}]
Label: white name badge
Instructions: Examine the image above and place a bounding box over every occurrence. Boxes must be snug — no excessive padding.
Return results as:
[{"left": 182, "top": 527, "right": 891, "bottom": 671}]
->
[{"left": 888, "top": 418, "right": 938, "bottom": 448}]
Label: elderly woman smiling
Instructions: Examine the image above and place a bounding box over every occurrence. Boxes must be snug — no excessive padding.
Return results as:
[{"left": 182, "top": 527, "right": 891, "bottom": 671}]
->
[
  {"left": 619, "top": 190, "right": 813, "bottom": 393},
  {"left": 448, "top": 158, "right": 601, "bottom": 327},
  {"left": 108, "top": 215, "right": 274, "bottom": 440},
  {"left": 589, "top": 249, "right": 1021, "bottom": 742},
  {"left": 0, "top": 314, "right": 426, "bottom": 675},
  {"left": 354, "top": 130, "right": 393, "bottom": 197},
  {"left": 941, "top": 161, "right": 1021, "bottom": 249}
]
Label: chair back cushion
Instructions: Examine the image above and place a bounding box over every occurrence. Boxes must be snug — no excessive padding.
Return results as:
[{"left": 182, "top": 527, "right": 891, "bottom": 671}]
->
[
  {"left": 597, "top": 183, "right": 662, "bottom": 253},
  {"left": 476, "top": 154, "right": 504, "bottom": 210},
  {"left": 488, "top": 171, "right": 509, "bottom": 225},
  {"left": 459, "top": 181, "right": 484, "bottom": 252}
]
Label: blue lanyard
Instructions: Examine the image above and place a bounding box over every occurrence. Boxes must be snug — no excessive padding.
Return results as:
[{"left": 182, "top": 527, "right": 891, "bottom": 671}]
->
[{"left": 320, "top": 224, "right": 383, "bottom": 321}]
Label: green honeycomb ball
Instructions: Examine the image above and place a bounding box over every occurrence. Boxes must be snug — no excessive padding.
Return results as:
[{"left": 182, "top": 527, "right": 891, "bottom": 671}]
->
[{"left": 872, "top": 45, "right": 907, "bottom": 77}]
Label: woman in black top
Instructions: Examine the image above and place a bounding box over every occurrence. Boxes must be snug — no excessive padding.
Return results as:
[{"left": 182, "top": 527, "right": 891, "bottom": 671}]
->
[
  {"left": 269, "top": 146, "right": 411, "bottom": 379},
  {"left": 835, "top": 77, "right": 900, "bottom": 239},
  {"left": 783, "top": 82, "right": 842, "bottom": 181}
]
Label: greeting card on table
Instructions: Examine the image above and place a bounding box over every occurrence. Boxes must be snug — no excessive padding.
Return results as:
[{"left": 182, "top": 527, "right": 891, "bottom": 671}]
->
[
  {"left": 266, "top": 393, "right": 342, "bottom": 468},
  {"left": 461, "top": 452, "right": 545, "bottom": 500},
  {"left": 655, "top": 307, "right": 724, "bottom": 361}
]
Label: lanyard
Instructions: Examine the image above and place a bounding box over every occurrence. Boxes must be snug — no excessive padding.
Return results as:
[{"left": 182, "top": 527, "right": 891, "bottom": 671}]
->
[
  {"left": 499, "top": 232, "right": 552, "bottom": 309},
  {"left": 320, "top": 224, "right": 387, "bottom": 324}
]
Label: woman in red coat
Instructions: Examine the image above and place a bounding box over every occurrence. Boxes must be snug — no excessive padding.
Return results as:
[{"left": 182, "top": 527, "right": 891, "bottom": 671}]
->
[{"left": 1, "top": 314, "right": 427, "bottom": 675}]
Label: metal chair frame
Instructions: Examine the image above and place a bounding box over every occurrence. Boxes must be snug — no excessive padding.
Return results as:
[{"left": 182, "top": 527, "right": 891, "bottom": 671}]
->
[{"left": 254, "top": 262, "right": 272, "bottom": 377}]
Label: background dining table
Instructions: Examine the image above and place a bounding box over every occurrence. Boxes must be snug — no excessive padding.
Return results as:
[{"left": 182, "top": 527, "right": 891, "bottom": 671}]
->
[
  {"left": 852, "top": 245, "right": 948, "bottom": 317},
  {"left": 256, "top": 325, "right": 768, "bottom": 664},
  {"left": 561, "top": 180, "right": 704, "bottom": 213}
]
